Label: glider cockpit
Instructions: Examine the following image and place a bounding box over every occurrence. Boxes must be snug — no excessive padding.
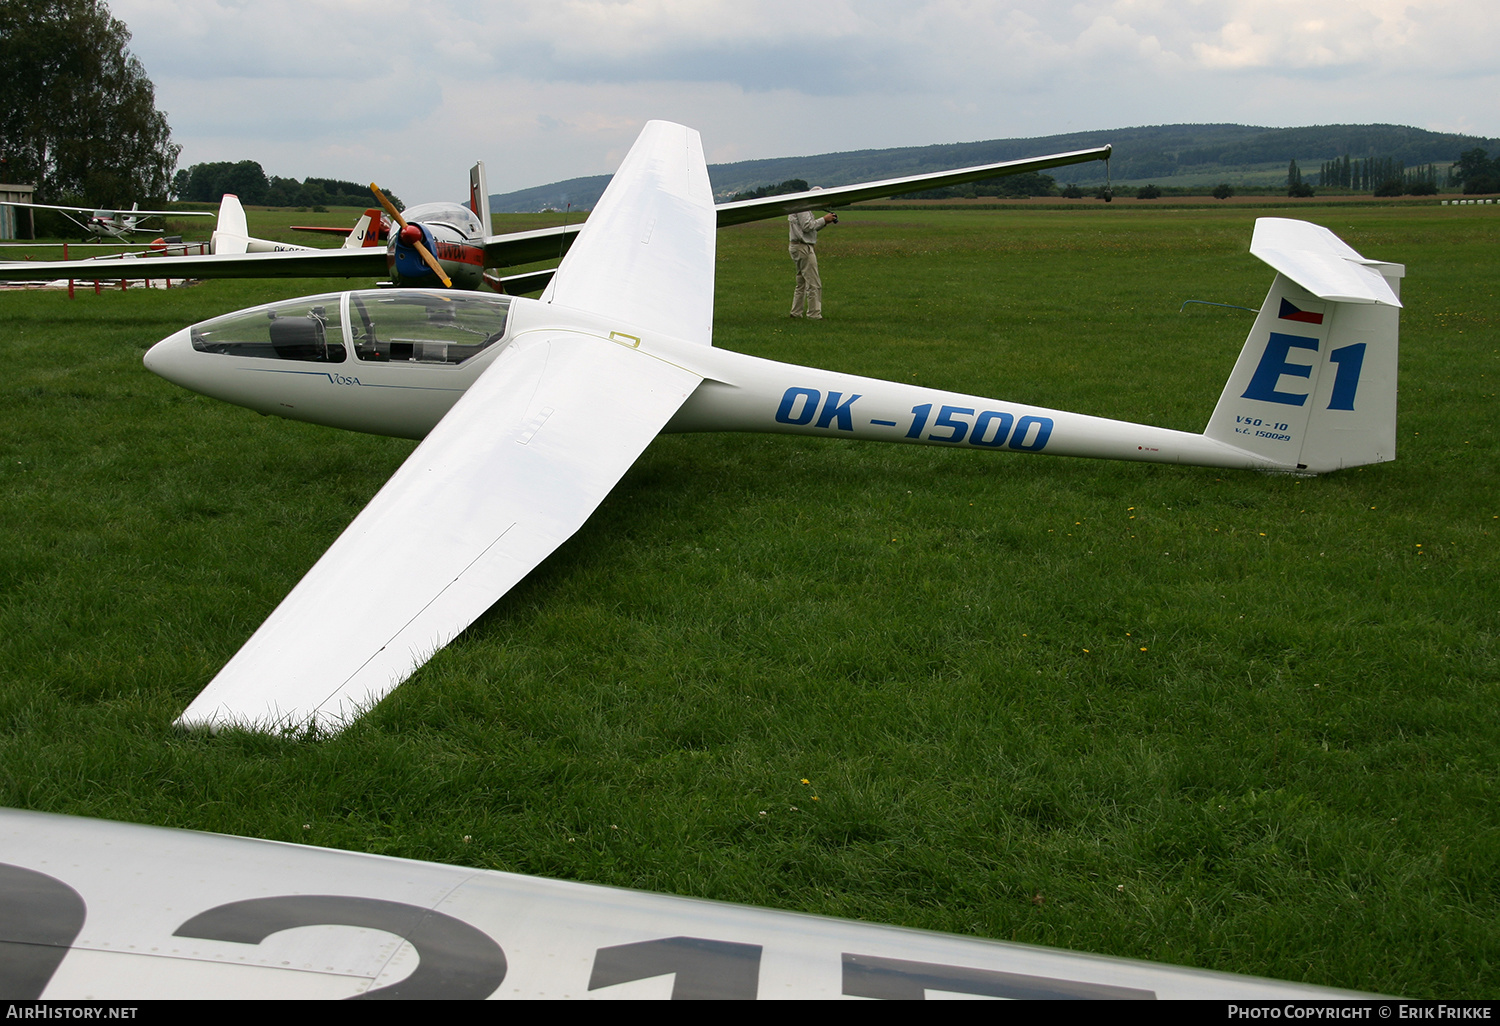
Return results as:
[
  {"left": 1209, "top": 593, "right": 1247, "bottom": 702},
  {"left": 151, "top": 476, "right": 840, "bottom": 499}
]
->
[
  {"left": 189, "top": 290, "right": 512, "bottom": 366},
  {"left": 157, "top": 290, "right": 516, "bottom": 437}
]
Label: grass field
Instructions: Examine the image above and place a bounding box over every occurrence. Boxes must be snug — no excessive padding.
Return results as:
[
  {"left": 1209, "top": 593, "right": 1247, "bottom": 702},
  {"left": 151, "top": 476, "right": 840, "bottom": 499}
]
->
[{"left": 1, "top": 202, "right": 1496, "bottom": 998}]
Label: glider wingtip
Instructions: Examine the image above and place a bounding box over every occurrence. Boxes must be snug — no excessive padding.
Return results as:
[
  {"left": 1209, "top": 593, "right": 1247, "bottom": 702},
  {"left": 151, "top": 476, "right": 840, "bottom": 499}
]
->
[{"left": 174, "top": 701, "right": 339, "bottom": 739}]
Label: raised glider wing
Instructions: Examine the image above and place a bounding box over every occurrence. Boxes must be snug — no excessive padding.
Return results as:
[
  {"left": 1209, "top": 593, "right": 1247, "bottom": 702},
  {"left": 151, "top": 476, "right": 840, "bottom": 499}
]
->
[
  {"left": 0, "top": 147, "right": 1112, "bottom": 290},
  {"left": 140, "top": 122, "right": 1404, "bottom": 736},
  {"left": 0, "top": 807, "right": 1372, "bottom": 999},
  {"left": 0, "top": 199, "right": 213, "bottom": 240}
]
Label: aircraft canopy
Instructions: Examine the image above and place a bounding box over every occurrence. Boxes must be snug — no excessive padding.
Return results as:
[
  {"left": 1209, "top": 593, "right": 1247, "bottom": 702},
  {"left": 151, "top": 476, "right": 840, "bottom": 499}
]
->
[{"left": 190, "top": 290, "right": 513, "bottom": 366}]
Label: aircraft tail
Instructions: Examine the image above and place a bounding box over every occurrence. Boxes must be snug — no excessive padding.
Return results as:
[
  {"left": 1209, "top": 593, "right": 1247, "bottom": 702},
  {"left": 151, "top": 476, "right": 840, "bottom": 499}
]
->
[
  {"left": 210, "top": 194, "right": 250, "bottom": 255},
  {"left": 470, "top": 162, "right": 491, "bottom": 233},
  {"left": 341, "top": 209, "right": 384, "bottom": 249},
  {"left": 1203, "top": 218, "right": 1403, "bottom": 474}
]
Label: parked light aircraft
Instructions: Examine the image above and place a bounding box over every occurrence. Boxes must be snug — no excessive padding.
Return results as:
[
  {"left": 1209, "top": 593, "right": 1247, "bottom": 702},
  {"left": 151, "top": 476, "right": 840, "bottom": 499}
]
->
[
  {"left": 0, "top": 147, "right": 1113, "bottom": 291},
  {"left": 137, "top": 121, "right": 1403, "bottom": 737},
  {"left": 0, "top": 807, "right": 1372, "bottom": 999},
  {"left": 0, "top": 198, "right": 213, "bottom": 240},
  {"left": 208, "top": 192, "right": 380, "bottom": 256},
  {"left": 291, "top": 208, "right": 390, "bottom": 244}
]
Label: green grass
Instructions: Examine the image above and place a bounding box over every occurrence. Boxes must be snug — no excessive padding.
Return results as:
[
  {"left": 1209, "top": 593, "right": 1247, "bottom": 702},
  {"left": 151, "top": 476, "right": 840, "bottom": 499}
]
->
[{"left": 1, "top": 203, "right": 1497, "bottom": 997}]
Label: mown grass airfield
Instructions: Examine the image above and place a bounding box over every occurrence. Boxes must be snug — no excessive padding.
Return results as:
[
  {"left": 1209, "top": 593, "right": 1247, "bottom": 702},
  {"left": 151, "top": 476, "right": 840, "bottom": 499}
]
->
[{"left": 1, "top": 200, "right": 1495, "bottom": 997}]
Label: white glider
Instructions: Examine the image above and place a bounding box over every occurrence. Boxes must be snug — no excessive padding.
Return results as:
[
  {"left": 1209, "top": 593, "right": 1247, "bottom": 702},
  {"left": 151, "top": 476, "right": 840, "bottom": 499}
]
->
[
  {"left": 139, "top": 123, "right": 1402, "bottom": 735},
  {"left": 0, "top": 807, "right": 1373, "bottom": 999}
]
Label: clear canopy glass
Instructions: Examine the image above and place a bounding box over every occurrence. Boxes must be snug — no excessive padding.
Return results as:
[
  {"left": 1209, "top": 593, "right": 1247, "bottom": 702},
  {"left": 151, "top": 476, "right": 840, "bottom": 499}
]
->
[
  {"left": 190, "top": 290, "right": 513, "bottom": 366},
  {"left": 400, "top": 202, "right": 485, "bottom": 239}
]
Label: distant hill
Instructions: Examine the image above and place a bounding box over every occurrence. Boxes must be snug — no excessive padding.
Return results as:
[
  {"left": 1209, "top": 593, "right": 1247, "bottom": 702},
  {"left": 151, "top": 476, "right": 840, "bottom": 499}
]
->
[{"left": 490, "top": 123, "right": 1499, "bottom": 211}]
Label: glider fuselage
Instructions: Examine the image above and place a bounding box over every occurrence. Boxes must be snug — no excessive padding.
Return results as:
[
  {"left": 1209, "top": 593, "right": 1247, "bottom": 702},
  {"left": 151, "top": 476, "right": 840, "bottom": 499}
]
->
[{"left": 145, "top": 288, "right": 1281, "bottom": 474}]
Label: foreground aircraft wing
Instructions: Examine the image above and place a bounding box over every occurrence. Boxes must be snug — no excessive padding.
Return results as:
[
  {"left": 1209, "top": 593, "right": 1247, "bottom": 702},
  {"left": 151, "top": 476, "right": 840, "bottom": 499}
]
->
[
  {"left": 2, "top": 807, "right": 1374, "bottom": 999},
  {"left": 177, "top": 121, "right": 715, "bottom": 733},
  {"left": 715, "top": 146, "right": 1112, "bottom": 226}
]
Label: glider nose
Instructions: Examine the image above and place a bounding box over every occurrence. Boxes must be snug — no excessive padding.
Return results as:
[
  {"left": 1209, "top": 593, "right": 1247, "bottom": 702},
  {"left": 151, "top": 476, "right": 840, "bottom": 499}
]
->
[{"left": 143, "top": 326, "right": 195, "bottom": 388}]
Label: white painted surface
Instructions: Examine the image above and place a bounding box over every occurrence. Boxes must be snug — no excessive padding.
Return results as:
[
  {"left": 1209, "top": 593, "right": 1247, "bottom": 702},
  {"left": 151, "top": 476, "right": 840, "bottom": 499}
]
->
[{"left": 0, "top": 809, "right": 1375, "bottom": 1000}]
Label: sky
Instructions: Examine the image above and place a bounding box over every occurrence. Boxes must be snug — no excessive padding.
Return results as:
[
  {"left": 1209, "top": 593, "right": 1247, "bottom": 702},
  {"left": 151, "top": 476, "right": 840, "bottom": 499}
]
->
[{"left": 111, "top": 0, "right": 1500, "bottom": 203}]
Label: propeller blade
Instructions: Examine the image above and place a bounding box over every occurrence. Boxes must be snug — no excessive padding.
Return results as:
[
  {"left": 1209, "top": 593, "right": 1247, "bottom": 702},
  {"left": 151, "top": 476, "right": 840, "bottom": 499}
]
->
[
  {"left": 413, "top": 238, "right": 452, "bottom": 288},
  {"left": 370, "top": 182, "right": 452, "bottom": 288},
  {"left": 369, "top": 183, "right": 408, "bottom": 230}
]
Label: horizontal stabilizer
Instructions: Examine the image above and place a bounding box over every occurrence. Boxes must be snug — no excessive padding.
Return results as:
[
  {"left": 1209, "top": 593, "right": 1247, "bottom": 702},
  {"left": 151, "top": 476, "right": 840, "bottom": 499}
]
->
[{"left": 1250, "top": 218, "right": 1402, "bottom": 307}]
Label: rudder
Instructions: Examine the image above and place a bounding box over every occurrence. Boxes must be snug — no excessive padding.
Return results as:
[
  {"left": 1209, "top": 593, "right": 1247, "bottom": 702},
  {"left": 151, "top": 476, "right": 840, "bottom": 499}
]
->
[{"left": 1204, "top": 220, "right": 1403, "bottom": 474}]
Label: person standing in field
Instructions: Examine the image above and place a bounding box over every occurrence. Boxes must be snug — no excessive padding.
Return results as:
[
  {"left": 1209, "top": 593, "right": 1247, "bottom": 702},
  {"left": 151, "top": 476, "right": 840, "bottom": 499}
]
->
[{"left": 788, "top": 188, "right": 837, "bottom": 319}]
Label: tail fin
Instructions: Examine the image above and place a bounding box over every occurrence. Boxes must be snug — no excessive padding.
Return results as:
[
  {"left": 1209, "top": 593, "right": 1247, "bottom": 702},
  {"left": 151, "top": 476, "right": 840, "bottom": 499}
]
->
[
  {"left": 210, "top": 194, "right": 250, "bottom": 255},
  {"left": 469, "top": 162, "right": 491, "bottom": 234},
  {"left": 1203, "top": 218, "right": 1403, "bottom": 474},
  {"left": 341, "top": 209, "right": 384, "bottom": 249}
]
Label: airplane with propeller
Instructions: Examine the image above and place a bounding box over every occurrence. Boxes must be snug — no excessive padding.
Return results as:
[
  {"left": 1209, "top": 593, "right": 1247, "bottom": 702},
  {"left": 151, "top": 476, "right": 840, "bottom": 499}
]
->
[
  {"left": 0, "top": 198, "right": 214, "bottom": 241},
  {"left": 125, "top": 121, "right": 1404, "bottom": 737},
  {"left": 0, "top": 147, "right": 1114, "bottom": 293}
]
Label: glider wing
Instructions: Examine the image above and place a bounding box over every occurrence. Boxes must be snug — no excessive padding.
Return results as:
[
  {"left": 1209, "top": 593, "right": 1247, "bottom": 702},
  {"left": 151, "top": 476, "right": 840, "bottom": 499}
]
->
[
  {"left": 714, "top": 146, "right": 1112, "bottom": 226},
  {"left": 542, "top": 120, "right": 718, "bottom": 345},
  {"left": 176, "top": 121, "right": 715, "bottom": 733}
]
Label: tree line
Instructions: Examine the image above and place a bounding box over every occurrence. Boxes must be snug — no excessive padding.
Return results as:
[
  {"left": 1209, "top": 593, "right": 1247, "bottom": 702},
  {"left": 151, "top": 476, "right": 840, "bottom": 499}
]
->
[
  {"left": 1310, "top": 149, "right": 1497, "bottom": 196},
  {"left": 1317, "top": 156, "right": 1439, "bottom": 195},
  {"left": 172, "top": 160, "right": 403, "bottom": 210}
]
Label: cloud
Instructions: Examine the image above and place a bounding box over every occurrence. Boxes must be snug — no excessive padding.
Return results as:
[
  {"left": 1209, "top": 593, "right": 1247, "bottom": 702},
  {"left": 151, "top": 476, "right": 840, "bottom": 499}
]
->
[{"left": 108, "top": 0, "right": 1499, "bottom": 200}]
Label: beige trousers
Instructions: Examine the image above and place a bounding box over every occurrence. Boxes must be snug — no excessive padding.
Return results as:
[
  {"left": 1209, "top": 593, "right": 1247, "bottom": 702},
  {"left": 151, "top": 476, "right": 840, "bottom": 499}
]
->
[{"left": 789, "top": 241, "right": 822, "bottom": 318}]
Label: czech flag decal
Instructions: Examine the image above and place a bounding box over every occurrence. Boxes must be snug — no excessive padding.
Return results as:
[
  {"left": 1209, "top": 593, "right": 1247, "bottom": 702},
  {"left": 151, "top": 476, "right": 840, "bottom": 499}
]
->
[{"left": 1278, "top": 298, "right": 1325, "bottom": 324}]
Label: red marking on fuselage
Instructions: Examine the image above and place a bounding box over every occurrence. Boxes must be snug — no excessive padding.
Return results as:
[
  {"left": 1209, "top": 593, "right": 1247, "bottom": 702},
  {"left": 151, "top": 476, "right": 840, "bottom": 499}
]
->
[{"left": 435, "top": 240, "right": 484, "bottom": 266}]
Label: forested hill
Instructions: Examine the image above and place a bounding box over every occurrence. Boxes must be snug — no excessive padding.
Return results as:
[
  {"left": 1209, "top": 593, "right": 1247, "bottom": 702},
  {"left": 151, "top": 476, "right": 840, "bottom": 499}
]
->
[{"left": 490, "top": 123, "right": 1499, "bottom": 211}]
